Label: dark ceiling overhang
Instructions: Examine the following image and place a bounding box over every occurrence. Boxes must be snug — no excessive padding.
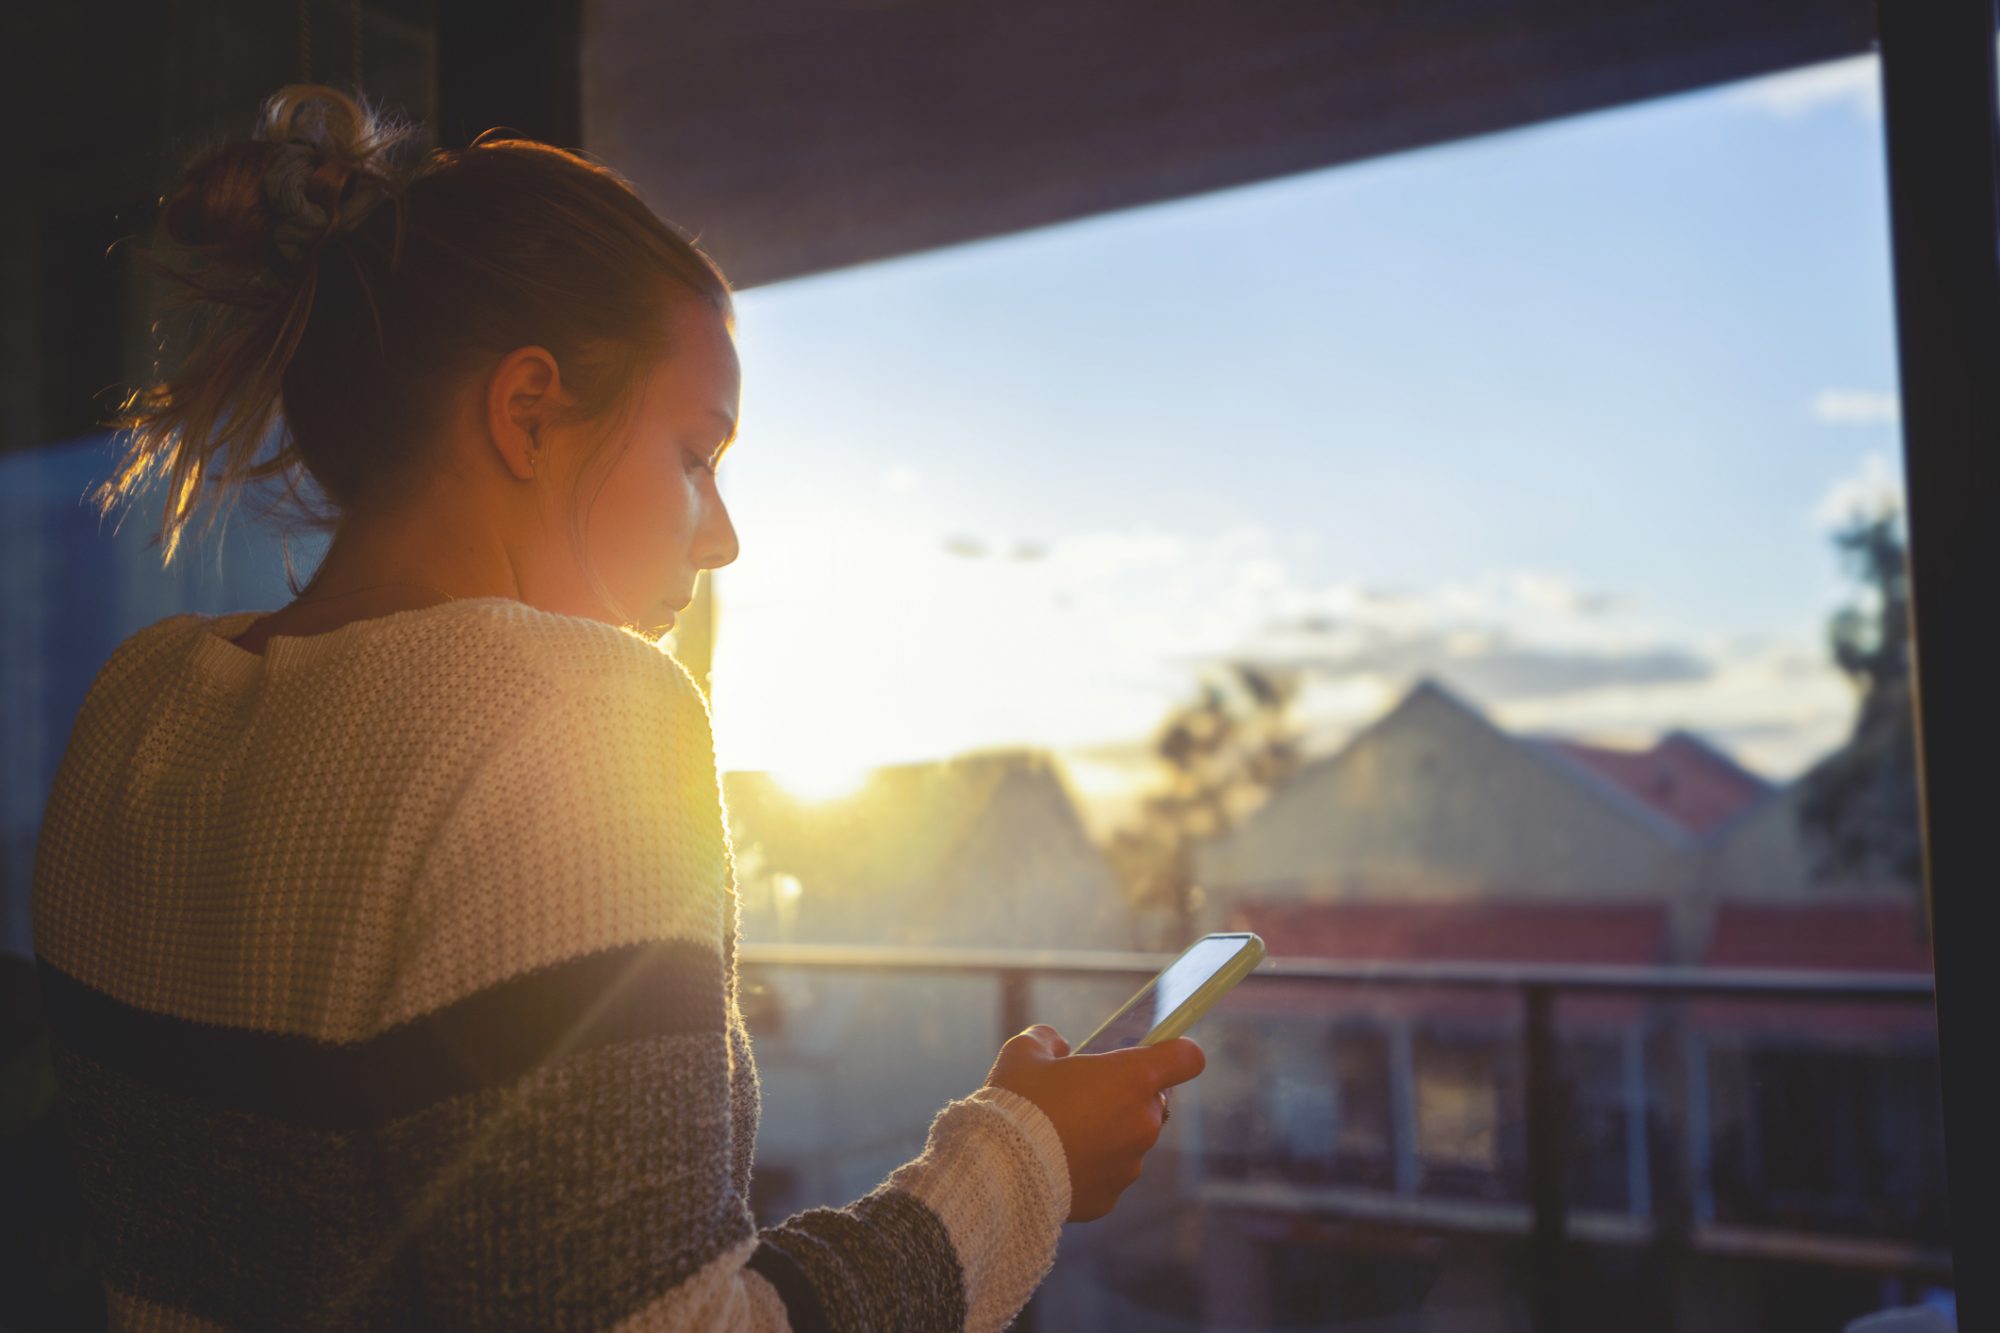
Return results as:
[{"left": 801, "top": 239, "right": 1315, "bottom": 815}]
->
[{"left": 584, "top": 0, "right": 1875, "bottom": 291}]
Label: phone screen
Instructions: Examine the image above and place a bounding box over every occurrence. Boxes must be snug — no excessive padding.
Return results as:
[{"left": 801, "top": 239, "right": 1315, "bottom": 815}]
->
[{"left": 1078, "top": 935, "right": 1255, "bottom": 1053}]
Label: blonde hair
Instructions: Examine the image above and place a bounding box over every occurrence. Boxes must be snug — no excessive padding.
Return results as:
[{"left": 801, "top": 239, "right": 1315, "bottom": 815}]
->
[{"left": 94, "top": 83, "right": 734, "bottom": 617}]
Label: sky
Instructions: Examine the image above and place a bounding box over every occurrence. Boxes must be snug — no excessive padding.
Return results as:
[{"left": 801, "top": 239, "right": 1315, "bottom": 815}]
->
[{"left": 699, "top": 54, "right": 1907, "bottom": 804}]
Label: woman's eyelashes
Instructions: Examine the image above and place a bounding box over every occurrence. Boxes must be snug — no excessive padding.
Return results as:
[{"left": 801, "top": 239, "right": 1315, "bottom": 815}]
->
[{"left": 684, "top": 447, "right": 717, "bottom": 476}]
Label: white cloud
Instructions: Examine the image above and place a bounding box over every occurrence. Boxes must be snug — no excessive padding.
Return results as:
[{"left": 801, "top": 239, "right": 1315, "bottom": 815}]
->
[
  {"left": 1812, "top": 389, "right": 1900, "bottom": 426},
  {"left": 1057, "top": 529, "right": 1189, "bottom": 576},
  {"left": 709, "top": 516, "right": 1853, "bottom": 787},
  {"left": 1263, "top": 569, "right": 1662, "bottom": 657},
  {"left": 1813, "top": 451, "right": 1905, "bottom": 528},
  {"left": 880, "top": 465, "right": 920, "bottom": 494},
  {"left": 1499, "top": 639, "right": 1853, "bottom": 780},
  {"left": 1734, "top": 55, "right": 1880, "bottom": 119}
]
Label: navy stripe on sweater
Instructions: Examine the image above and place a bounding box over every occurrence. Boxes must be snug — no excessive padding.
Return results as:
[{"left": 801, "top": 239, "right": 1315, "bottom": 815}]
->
[
  {"left": 35, "top": 938, "right": 725, "bottom": 1127},
  {"left": 757, "top": 1190, "right": 968, "bottom": 1331},
  {"left": 747, "top": 1237, "right": 835, "bottom": 1333},
  {"left": 53, "top": 1028, "right": 755, "bottom": 1330}
]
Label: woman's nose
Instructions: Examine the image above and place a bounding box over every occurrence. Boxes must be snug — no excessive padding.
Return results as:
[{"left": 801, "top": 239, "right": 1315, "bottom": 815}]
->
[{"left": 696, "top": 496, "right": 740, "bottom": 571}]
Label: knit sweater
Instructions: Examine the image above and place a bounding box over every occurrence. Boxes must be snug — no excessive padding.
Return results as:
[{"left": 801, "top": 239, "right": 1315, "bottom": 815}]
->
[{"left": 31, "top": 596, "right": 1071, "bottom": 1331}]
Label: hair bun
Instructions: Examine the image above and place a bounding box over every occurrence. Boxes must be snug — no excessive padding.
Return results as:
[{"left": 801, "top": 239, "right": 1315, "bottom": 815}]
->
[{"left": 257, "top": 85, "right": 401, "bottom": 263}]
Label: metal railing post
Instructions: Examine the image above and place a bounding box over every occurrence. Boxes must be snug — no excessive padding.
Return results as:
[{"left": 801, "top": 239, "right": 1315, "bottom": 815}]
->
[
  {"left": 999, "top": 967, "right": 1037, "bottom": 1333},
  {"left": 1388, "top": 1019, "right": 1421, "bottom": 1196},
  {"left": 999, "top": 968, "right": 1032, "bottom": 1046},
  {"left": 1525, "top": 984, "right": 1569, "bottom": 1333}
]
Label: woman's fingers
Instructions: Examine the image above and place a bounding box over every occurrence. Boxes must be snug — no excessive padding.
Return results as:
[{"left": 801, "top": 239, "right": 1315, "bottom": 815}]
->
[
  {"left": 1086, "top": 1036, "right": 1205, "bottom": 1090},
  {"left": 986, "top": 1028, "right": 1208, "bottom": 1224},
  {"left": 1004, "top": 1024, "right": 1069, "bottom": 1061},
  {"left": 1034, "top": 1025, "right": 1072, "bottom": 1058}
]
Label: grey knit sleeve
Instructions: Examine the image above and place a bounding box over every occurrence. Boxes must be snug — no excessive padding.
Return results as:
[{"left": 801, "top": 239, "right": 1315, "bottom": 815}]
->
[{"left": 369, "top": 649, "right": 1069, "bottom": 1330}]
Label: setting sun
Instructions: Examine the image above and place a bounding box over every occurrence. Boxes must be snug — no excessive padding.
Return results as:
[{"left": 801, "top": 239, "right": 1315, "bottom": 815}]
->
[{"left": 766, "top": 755, "right": 876, "bottom": 805}]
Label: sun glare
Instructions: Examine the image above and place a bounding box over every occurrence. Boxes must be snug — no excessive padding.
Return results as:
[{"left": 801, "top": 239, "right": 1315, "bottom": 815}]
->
[{"left": 768, "top": 756, "right": 876, "bottom": 805}]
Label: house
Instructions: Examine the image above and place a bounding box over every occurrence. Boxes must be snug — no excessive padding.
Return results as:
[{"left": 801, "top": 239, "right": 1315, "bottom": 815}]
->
[
  {"left": 1190, "top": 679, "right": 1774, "bottom": 959},
  {"left": 1180, "top": 677, "right": 1935, "bottom": 1246},
  {"left": 722, "top": 746, "right": 1132, "bottom": 951}
]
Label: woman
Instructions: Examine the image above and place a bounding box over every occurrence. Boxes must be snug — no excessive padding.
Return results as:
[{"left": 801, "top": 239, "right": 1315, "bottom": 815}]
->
[{"left": 32, "top": 85, "right": 1204, "bottom": 1331}]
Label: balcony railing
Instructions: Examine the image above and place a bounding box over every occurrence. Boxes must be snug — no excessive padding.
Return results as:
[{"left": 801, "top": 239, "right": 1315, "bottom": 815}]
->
[{"left": 738, "top": 943, "right": 1944, "bottom": 1332}]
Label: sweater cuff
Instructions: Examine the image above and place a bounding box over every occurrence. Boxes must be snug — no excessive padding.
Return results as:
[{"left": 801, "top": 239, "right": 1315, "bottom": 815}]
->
[
  {"left": 962, "top": 1085, "right": 1072, "bottom": 1225},
  {"left": 883, "top": 1085, "right": 1071, "bottom": 1333}
]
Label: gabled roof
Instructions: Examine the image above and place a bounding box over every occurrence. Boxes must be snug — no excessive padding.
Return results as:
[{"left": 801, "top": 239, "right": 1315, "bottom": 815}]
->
[
  {"left": 1344, "top": 677, "right": 1761, "bottom": 848},
  {"left": 1528, "top": 730, "right": 1773, "bottom": 840},
  {"left": 1191, "top": 676, "right": 1716, "bottom": 895}
]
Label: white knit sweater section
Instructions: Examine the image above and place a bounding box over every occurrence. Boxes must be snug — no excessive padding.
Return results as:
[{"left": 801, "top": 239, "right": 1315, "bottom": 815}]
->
[{"left": 32, "top": 596, "right": 1071, "bottom": 1331}]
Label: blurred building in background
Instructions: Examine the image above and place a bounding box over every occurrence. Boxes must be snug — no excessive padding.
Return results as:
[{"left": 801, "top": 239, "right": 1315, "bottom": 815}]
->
[
  {"left": 727, "top": 749, "right": 1132, "bottom": 951},
  {"left": 1181, "top": 681, "right": 1940, "bottom": 1313}
]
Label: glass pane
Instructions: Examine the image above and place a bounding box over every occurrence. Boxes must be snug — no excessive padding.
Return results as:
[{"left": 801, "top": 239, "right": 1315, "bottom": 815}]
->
[
  {"left": 2, "top": 42, "right": 1954, "bottom": 1333},
  {"left": 714, "top": 50, "right": 1952, "bottom": 1332}
]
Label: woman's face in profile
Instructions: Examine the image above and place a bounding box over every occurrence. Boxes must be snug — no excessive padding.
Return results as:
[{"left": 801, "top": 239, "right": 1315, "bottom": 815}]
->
[{"left": 582, "top": 302, "right": 742, "bottom": 633}]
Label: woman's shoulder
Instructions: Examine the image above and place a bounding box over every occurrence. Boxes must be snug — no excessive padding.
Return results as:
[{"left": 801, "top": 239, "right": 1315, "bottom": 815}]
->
[
  {"left": 78, "top": 597, "right": 707, "bottom": 738},
  {"left": 446, "top": 598, "right": 712, "bottom": 718},
  {"left": 83, "top": 610, "right": 222, "bottom": 704}
]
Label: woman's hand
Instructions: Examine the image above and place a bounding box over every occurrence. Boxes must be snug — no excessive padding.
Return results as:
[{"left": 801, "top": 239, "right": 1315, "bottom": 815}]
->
[{"left": 982, "top": 1024, "right": 1206, "bottom": 1223}]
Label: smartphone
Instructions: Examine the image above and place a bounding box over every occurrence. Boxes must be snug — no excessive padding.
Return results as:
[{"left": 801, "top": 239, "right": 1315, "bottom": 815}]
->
[{"left": 1072, "top": 932, "right": 1267, "bottom": 1054}]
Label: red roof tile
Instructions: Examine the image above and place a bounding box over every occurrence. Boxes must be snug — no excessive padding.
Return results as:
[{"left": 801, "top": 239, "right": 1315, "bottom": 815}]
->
[{"left": 1536, "top": 732, "right": 1769, "bottom": 838}]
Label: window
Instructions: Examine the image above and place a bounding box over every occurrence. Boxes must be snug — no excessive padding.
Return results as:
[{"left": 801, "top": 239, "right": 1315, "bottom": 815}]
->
[
  {"left": 717, "top": 48, "right": 1951, "bottom": 1331},
  {"left": 2, "top": 28, "right": 1961, "bottom": 1333}
]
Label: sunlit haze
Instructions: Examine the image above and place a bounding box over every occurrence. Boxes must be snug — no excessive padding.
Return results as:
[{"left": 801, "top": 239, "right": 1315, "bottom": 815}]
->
[{"left": 701, "top": 55, "right": 1901, "bottom": 805}]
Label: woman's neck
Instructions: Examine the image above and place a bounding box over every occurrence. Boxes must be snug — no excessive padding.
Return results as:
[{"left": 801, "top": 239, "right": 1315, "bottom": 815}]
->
[{"left": 301, "top": 498, "right": 529, "bottom": 608}]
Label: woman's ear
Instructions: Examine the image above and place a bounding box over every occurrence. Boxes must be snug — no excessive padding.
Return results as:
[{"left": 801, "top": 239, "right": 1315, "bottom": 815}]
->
[{"left": 485, "top": 346, "right": 567, "bottom": 480}]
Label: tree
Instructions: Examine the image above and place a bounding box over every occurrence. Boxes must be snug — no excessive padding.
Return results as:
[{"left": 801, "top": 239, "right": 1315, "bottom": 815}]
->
[
  {"left": 1107, "top": 661, "right": 1305, "bottom": 947},
  {"left": 1796, "top": 506, "right": 1924, "bottom": 887}
]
